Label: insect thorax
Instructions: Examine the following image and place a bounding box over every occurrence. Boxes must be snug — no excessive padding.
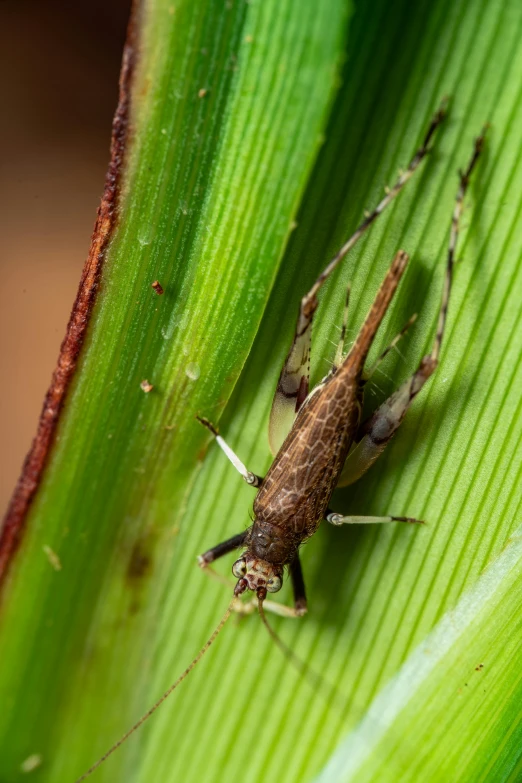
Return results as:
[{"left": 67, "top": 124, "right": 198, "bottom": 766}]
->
[{"left": 249, "top": 519, "right": 296, "bottom": 565}]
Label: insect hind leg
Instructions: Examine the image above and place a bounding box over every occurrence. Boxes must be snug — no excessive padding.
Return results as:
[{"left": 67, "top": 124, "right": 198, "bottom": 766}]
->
[
  {"left": 332, "top": 285, "right": 351, "bottom": 372},
  {"left": 338, "top": 129, "right": 487, "bottom": 488},
  {"left": 268, "top": 103, "right": 447, "bottom": 456},
  {"left": 363, "top": 312, "right": 418, "bottom": 381}
]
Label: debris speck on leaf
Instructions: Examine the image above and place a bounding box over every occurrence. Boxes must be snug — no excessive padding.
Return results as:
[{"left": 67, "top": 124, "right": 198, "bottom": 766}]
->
[
  {"left": 43, "top": 545, "right": 61, "bottom": 572},
  {"left": 21, "top": 754, "right": 42, "bottom": 773},
  {"left": 185, "top": 363, "right": 200, "bottom": 381}
]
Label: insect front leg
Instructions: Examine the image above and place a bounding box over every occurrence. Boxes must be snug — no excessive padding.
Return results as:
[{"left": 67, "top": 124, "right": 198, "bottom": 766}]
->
[
  {"left": 338, "top": 130, "right": 486, "bottom": 489},
  {"left": 234, "top": 598, "right": 306, "bottom": 619},
  {"left": 197, "top": 416, "right": 263, "bottom": 487},
  {"left": 268, "top": 103, "right": 447, "bottom": 455},
  {"left": 198, "top": 530, "right": 249, "bottom": 567},
  {"left": 289, "top": 554, "right": 308, "bottom": 615}
]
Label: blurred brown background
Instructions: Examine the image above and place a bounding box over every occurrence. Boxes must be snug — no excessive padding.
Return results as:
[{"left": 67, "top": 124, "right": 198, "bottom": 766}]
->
[{"left": 0, "top": 0, "right": 131, "bottom": 514}]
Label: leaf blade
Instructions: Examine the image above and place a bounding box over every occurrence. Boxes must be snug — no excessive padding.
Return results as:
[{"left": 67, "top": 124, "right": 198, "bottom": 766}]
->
[
  {"left": 0, "top": 0, "right": 349, "bottom": 780},
  {"left": 315, "top": 527, "right": 522, "bottom": 782}
]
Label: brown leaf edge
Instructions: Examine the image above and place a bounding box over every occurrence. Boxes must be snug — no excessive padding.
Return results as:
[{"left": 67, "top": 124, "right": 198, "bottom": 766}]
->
[{"left": 0, "top": 2, "right": 142, "bottom": 589}]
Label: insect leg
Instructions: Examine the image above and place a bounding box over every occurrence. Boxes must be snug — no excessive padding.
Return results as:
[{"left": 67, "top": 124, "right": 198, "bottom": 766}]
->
[
  {"left": 197, "top": 416, "right": 263, "bottom": 487},
  {"left": 326, "top": 512, "right": 423, "bottom": 525},
  {"left": 363, "top": 313, "right": 418, "bottom": 381},
  {"left": 332, "top": 285, "right": 351, "bottom": 371},
  {"left": 289, "top": 554, "right": 308, "bottom": 615},
  {"left": 253, "top": 600, "right": 306, "bottom": 618},
  {"left": 338, "top": 130, "right": 486, "bottom": 489},
  {"left": 267, "top": 302, "right": 312, "bottom": 456},
  {"left": 198, "top": 530, "right": 249, "bottom": 567},
  {"left": 268, "top": 103, "right": 446, "bottom": 456},
  {"left": 230, "top": 597, "right": 305, "bottom": 618}
]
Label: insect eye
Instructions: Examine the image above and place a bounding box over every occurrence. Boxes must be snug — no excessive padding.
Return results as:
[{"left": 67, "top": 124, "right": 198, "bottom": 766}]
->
[
  {"left": 266, "top": 575, "right": 282, "bottom": 593},
  {"left": 232, "top": 559, "right": 247, "bottom": 578}
]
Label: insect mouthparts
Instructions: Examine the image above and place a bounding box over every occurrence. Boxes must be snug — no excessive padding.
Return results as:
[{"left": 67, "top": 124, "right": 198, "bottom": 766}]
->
[
  {"left": 234, "top": 578, "right": 248, "bottom": 596},
  {"left": 257, "top": 586, "right": 268, "bottom": 602}
]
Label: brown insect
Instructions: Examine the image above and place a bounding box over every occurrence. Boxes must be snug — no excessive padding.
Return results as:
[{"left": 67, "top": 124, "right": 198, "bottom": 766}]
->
[
  {"left": 75, "top": 106, "right": 485, "bottom": 781},
  {"left": 151, "top": 280, "right": 165, "bottom": 295},
  {"left": 197, "top": 107, "right": 485, "bottom": 620}
]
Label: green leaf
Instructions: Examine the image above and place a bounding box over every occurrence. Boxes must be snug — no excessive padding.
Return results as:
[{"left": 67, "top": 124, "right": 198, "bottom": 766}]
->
[
  {"left": 0, "top": 0, "right": 348, "bottom": 780},
  {"left": 2, "top": 0, "right": 522, "bottom": 781},
  {"left": 315, "top": 525, "right": 522, "bottom": 782}
]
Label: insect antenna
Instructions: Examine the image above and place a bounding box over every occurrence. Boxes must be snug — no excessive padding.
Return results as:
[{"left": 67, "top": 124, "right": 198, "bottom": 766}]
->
[
  {"left": 257, "top": 597, "right": 344, "bottom": 710},
  {"left": 74, "top": 599, "right": 235, "bottom": 783}
]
